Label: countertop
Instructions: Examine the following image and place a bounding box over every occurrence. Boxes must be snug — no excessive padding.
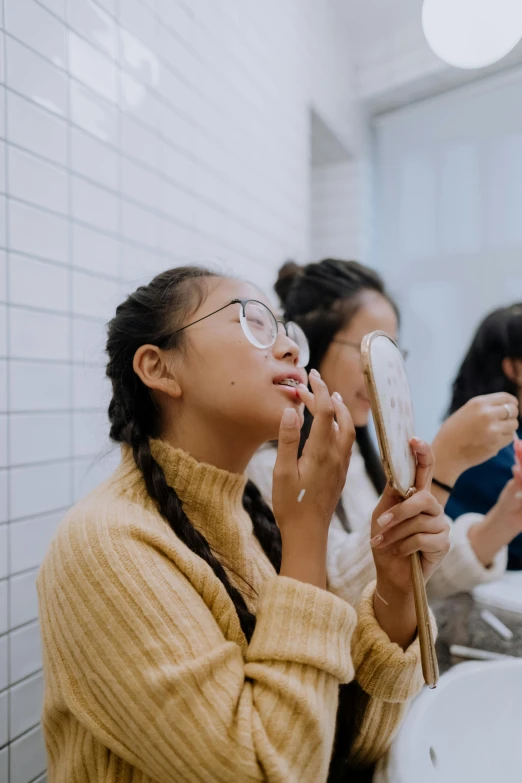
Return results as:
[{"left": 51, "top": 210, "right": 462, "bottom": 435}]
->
[{"left": 433, "top": 591, "right": 522, "bottom": 674}]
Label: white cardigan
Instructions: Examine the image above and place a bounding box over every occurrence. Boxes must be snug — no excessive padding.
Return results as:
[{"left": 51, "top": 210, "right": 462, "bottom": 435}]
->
[{"left": 247, "top": 442, "right": 507, "bottom": 606}]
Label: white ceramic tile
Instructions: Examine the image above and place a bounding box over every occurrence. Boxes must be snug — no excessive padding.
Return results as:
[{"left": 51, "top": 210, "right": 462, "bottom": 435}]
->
[
  {"left": 0, "top": 31, "right": 4, "bottom": 90},
  {"left": 0, "top": 360, "right": 6, "bottom": 411},
  {"left": 70, "top": 126, "right": 120, "bottom": 192},
  {"left": 0, "top": 196, "right": 6, "bottom": 254},
  {"left": 0, "top": 305, "right": 7, "bottom": 358},
  {"left": 73, "top": 364, "right": 110, "bottom": 409},
  {"left": 8, "top": 200, "right": 68, "bottom": 264},
  {"left": 10, "top": 511, "right": 62, "bottom": 573},
  {"left": 0, "top": 415, "right": 6, "bottom": 467},
  {"left": 5, "top": 0, "right": 66, "bottom": 66},
  {"left": 10, "top": 570, "right": 38, "bottom": 630},
  {"left": 70, "top": 0, "right": 117, "bottom": 59},
  {"left": 8, "top": 146, "right": 67, "bottom": 215},
  {"left": 73, "top": 409, "right": 108, "bottom": 456},
  {"left": 9, "top": 671, "right": 43, "bottom": 740},
  {"left": 71, "top": 222, "right": 120, "bottom": 277},
  {"left": 120, "top": 70, "right": 162, "bottom": 132},
  {"left": 0, "top": 635, "right": 7, "bottom": 690},
  {"left": 9, "top": 724, "right": 46, "bottom": 783},
  {"left": 121, "top": 112, "right": 161, "bottom": 170},
  {"left": 72, "top": 270, "right": 120, "bottom": 320},
  {"left": 0, "top": 251, "right": 5, "bottom": 302},
  {"left": 0, "top": 748, "right": 7, "bottom": 783},
  {"left": 38, "top": 0, "right": 66, "bottom": 16},
  {"left": 69, "top": 30, "right": 117, "bottom": 102},
  {"left": 120, "top": 0, "right": 157, "bottom": 50},
  {"left": 122, "top": 157, "right": 161, "bottom": 211},
  {"left": 0, "top": 525, "right": 7, "bottom": 576},
  {"left": 10, "top": 361, "right": 70, "bottom": 412},
  {"left": 9, "top": 621, "right": 42, "bottom": 684},
  {"left": 7, "top": 90, "right": 67, "bottom": 166},
  {"left": 6, "top": 36, "right": 68, "bottom": 117},
  {"left": 0, "top": 474, "right": 6, "bottom": 526},
  {"left": 71, "top": 176, "right": 119, "bottom": 233},
  {"left": 9, "top": 255, "right": 69, "bottom": 313},
  {"left": 0, "top": 140, "right": 5, "bottom": 195},
  {"left": 0, "top": 86, "right": 5, "bottom": 141},
  {"left": 9, "top": 307, "right": 69, "bottom": 361},
  {"left": 9, "top": 462, "right": 70, "bottom": 520},
  {"left": 70, "top": 78, "right": 118, "bottom": 143},
  {"left": 10, "top": 412, "right": 70, "bottom": 465},
  {"left": 121, "top": 200, "right": 158, "bottom": 248},
  {"left": 119, "top": 243, "right": 161, "bottom": 282},
  {"left": 0, "top": 580, "right": 7, "bottom": 635},
  {"left": 72, "top": 316, "right": 107, "bottom": 364},
  {"left": 73, "top": 447, "right": 119, "bottom": 500},
  {"left": 0, "top": 690, "right": 7, "bottom": 748}
]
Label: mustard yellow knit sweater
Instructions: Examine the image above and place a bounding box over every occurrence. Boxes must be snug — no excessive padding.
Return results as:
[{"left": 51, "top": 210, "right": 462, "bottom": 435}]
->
[{"left": 38, "top": 440, "right": 428, "bottom": 783}]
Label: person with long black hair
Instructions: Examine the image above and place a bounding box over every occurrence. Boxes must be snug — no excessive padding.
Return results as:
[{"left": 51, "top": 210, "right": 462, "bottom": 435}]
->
[
  {"left": 445, "top": 304, "right": 522, "bottom": 570},
  {"left": 248, "top": 260, "right": 522, "bottom": 605},
  {"left": 37, "top": 267, "right": 449, "bottom": 783}
]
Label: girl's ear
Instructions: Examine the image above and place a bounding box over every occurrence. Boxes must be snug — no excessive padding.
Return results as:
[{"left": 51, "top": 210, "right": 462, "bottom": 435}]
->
[{"left": 133, "top": 345, "right": 182, "bottom": 399}]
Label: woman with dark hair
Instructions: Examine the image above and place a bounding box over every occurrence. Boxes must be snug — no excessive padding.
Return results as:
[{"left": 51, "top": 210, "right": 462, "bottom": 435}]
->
[
  {"left": 248, "top": 259, "right": 522, "bottom": 605},
  {"left": 446, "top": 304, "right": 522, "bottom": 570},
  {"left": 37, "top": 267, "right": 449, "bottom": 782}
]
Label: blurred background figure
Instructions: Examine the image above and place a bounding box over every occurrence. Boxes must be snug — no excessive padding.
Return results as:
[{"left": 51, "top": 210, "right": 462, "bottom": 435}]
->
[
  {"left": 446, "top": 305, "right": 522, "bottom": 569},
  {"left": 3, "top": 0, "right": 522, "bottom": 780}
]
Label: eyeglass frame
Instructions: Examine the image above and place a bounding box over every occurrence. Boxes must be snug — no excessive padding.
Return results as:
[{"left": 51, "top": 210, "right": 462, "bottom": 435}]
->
[
  {"left": 333, "top": 338, "right": 409, "bottom": 361},
  {"left": 171, "top": 298, "right": 310, "bottom": 367}
]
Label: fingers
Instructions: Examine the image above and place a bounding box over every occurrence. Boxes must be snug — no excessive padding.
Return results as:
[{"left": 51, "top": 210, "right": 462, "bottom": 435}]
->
[
  {"left": 274, "top": 408, "right": 300, "bottom": 483},
  {"left": 392, "top": 530, "right": 450, "bottom": 558},
  {"left": 410, "top": 437, "right": 434, "bottom": 491},
  {"left": 371, "top": 512, "right": 447, "bottom": 549},
  {"left": 331, "top": 393, "right": 355, "bottom": 461},
  {"left": 306, "top": 370, "right": 335, "bottom": 448},
  {"left": 485, "top": 392, "right": 520, "bottom": 409},
  {"left": 375, "top": 489, "right": 441, "bottom": 530}
]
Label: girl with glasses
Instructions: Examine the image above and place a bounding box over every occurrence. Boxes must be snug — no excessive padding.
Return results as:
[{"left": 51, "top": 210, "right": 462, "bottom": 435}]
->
[
  {"left": 248, "top": 259, "right": 520, "bottom": 608},
  {"left": 38, "top": 266, "right": 449, "bottom": 783}
]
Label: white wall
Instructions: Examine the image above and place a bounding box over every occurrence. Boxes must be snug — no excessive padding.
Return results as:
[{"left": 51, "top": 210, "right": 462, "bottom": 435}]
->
[
  {"left": 372, "top": 65, "right": 522, "bottom": 442},
  {"left": 0, "top": 0, "right": 356, "bottom": 779},
  {"left": 310, "top": 160, "right": 365, "bottom": 261}
]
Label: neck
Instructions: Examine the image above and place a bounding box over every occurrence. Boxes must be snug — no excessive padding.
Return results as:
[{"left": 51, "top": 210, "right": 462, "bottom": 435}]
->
[{"left": 161, "top": 410, "right": 260, "bottom": 474}]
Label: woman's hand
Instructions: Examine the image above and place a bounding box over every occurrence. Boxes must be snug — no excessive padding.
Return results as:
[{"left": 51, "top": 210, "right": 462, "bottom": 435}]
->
[
  {"left": 369, "top": 439, "right": 450, "bottom": 648},
  {"left": 467, "top": 465, "right": 522, "bottom": 566},
  {"left": 273, "top": 370, "right": 355, "bottom": 588},
  {"left": 432, "top": 393, "right": 519, "bottom": 487}
]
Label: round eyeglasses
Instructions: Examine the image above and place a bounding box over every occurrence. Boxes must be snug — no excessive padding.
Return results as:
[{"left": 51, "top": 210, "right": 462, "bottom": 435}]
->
[{"left": 175, "top": 299, "right": 310, "bottom": 368}]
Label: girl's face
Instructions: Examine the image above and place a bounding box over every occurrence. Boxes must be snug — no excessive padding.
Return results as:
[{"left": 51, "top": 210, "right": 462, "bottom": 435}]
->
[
  {"left": 167, "top": 277, "right": 307, "bottom": 444},
  {"left": 319, "top": 292, "right": 398, "bottom": 427}
]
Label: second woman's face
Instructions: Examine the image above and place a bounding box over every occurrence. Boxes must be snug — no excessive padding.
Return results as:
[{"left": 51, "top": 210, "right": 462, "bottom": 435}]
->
[{"left": 319, "top": 292, "right": 399, "bottom": 427}]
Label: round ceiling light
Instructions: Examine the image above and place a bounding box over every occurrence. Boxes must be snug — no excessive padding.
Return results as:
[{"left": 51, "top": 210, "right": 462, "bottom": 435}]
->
[{"left": 422, "top": 0, "right": 522, "bottom": 69}]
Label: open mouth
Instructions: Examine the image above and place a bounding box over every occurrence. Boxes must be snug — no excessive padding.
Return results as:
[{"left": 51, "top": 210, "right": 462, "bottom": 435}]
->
[{"left": 275, "top": 378, "right": 300, "bottom": 388}]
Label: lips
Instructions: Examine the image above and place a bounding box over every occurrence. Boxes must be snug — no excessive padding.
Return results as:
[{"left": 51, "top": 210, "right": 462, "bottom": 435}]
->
[{"left": 272, "top": 370, "right": 307, "bottom": 388}]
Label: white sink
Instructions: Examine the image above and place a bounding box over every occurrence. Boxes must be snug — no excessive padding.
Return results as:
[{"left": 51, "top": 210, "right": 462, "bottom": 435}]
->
[{"left": 374, "top": 658, "right": 522, "bottom": 783}]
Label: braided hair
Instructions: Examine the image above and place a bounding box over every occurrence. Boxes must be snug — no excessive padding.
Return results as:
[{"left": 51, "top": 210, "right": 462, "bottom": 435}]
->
[
  {"left": 106, "top": 266, "right": 281, "bottom": 645},
  {"left": 274, "top": 258, "right": 398, "bottom": 530}
]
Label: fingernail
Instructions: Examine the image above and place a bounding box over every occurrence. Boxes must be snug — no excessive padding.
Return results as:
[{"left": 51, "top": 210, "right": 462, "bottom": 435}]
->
[
  {"left": 333, "top": 391, "right": 343, "bottom": 402},
  {"left": 309, "top": 369, "right": 321, "bottom": 378},
  {"left": 281, "top": 408, "right": 297, "bottom": 426},
  {"left": 298, "top": 383, "right": 309, "bottom": 392},
  {"left": 370, "top": 534, "right": 384, "bottom": 547},
  {"left": 377, "top": 512, "right": 393, "bottom": 527}
]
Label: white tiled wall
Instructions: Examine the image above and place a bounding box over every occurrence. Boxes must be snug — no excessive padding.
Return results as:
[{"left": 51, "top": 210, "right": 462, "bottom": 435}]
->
[{"left": 0, "top": 0, "right": 356, "bottom": 779}]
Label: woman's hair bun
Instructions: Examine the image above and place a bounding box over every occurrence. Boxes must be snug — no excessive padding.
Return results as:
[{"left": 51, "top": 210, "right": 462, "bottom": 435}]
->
[{"left": 274, "top": 260, "right": 303, "bottom": 307}]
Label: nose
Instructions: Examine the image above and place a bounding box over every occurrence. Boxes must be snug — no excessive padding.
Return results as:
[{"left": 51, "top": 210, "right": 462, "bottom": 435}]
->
[{"left": 272, "top": 328, "right": 300, "bottom": 365}]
